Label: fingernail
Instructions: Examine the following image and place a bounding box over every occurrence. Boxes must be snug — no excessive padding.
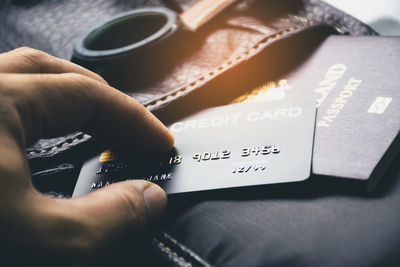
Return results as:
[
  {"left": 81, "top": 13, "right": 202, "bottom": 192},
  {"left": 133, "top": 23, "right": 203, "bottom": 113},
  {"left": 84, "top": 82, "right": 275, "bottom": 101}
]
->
[{"left": 143, "top": 183, "right": 167, "bottom": 220}]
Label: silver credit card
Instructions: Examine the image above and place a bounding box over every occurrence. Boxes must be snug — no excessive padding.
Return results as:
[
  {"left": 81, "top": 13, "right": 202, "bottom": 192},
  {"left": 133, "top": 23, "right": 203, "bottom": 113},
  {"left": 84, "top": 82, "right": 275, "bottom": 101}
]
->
[{"left": 73, "top": 97, "right": 316, "bottom": 196}]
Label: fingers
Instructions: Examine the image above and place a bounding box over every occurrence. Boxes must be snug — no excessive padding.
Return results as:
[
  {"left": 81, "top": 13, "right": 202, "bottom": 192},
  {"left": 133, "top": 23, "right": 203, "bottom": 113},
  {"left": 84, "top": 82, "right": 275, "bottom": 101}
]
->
[
  {"left": 0, "top": 48, "right": 172, "bottom": 264},
  {"left": 0, "top": 47, "right": 107, "bottom": 84},
  {"left": 0, "top": 73, "right": 174, "bottom": 152}
]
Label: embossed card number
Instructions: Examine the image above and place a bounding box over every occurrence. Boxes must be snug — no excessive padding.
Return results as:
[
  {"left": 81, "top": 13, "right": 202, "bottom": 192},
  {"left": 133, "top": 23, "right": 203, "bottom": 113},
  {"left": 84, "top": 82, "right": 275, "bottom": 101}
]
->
[
  {"left": 73, "top": 98, "right": 315, "bottom": 196},
  {"left": 192, "top": 150, "right": 231, "bottom": 162}
]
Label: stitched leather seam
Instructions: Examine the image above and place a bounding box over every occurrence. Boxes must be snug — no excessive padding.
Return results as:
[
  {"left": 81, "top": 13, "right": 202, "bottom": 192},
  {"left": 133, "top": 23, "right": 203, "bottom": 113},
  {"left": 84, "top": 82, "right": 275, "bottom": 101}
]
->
[
  {"left": 143, "top": 20, "right": 315, "bottom": 109},
  {"left": 27, "top": 134, "right": 91, "bottom": 155},
  {"left": 158, "top": 241, "right": 193, "bottom": 266}
]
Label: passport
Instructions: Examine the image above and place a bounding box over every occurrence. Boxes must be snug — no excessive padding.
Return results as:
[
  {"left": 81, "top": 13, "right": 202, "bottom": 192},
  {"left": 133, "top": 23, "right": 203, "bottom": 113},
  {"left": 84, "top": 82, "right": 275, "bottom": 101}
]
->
[
  {"left": 237, "top": 36, "right": 400, "bottom": 190},
  {"left": 73, "top": 97, "right": 316, "bottom": 196},
  {"left": 311, "top": 36, "right": 400, "bottom": 190}
]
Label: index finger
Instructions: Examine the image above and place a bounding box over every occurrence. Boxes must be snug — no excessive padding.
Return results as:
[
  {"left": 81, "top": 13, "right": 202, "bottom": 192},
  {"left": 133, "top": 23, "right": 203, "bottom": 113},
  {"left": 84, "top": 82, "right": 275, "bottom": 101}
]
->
[
  {"left": 0, "top": 73, "right": 174, "bottom": 153},
  {"left": 0, "top": 47, "right": 107, "bottom": 85}
]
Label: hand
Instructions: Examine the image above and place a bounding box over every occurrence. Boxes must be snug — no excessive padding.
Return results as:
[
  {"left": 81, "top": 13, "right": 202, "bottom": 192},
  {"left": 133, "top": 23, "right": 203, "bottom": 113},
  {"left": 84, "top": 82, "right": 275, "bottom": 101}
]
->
[{"left": 0, "top": 47, "right": 174, "bottom": 266}]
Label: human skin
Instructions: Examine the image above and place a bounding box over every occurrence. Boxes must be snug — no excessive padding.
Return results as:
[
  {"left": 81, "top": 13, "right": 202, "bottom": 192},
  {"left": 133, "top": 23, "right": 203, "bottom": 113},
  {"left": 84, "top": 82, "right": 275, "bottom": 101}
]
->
[{"left": 0, "top": 47, "right": 174, "bottom": 266}]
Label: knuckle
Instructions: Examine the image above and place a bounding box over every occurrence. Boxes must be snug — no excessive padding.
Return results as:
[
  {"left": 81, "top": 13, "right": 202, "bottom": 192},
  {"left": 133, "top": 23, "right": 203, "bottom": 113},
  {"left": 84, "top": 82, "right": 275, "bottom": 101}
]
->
[
  {"left": 13, "top": 46, "right": 45, "bottom": 58},
  {"left": 12, "top": 46, "right": 37, "bottom": 53},
  {"left": 12, "top": 47, "right": 50, "bottom": 71}
]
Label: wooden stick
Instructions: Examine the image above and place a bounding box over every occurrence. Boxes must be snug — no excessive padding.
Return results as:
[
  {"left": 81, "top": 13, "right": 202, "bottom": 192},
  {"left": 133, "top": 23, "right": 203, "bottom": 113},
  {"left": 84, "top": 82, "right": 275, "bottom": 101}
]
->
[{"left": 179, "top": 0, "right": 239, "bottom": 31}]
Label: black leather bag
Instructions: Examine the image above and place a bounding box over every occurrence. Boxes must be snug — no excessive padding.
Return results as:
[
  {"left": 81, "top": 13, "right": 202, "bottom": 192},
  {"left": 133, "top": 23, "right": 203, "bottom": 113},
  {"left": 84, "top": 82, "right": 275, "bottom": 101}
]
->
[{"left": 3, "top": 1, "right": 400, "bottom": 266}]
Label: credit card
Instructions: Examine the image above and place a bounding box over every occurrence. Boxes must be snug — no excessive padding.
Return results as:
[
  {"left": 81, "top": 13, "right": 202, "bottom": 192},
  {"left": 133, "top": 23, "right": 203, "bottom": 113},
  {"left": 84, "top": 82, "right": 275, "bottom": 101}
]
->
[{"left": 73, "top": 97, "right": 316, "bottom": 196}]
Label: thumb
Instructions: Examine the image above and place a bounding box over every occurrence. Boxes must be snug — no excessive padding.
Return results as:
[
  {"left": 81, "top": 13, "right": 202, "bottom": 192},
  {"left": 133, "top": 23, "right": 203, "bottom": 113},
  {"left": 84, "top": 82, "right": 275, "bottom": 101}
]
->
[
  {"left": 41, "top": 180, "right": 167, "bottom": 257},
  {"left": 76, "top": 179, "right": 166, "bottom": 237},
  {"left": 4, "top": 180, "right": 167, "bottom": 266}
]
